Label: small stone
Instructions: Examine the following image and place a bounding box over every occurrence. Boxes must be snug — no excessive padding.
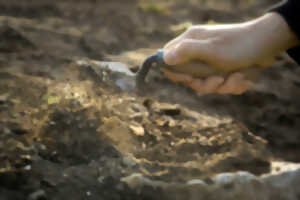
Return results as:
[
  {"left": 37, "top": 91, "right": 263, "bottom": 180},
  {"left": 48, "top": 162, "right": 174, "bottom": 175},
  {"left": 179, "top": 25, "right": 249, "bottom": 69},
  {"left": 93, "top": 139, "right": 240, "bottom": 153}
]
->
[
  {"left": 97, "top": 176, "right": 105, "bottom": 183},
  {"left": 28, "top": 190, "right": 46, "bottom": 200},
  {"left": 3, "top": 127, "right": 11, "bottom": 135},
  {"left": 121, "top": 173, "right": 147, "bottom": 189},
  {"left": 24, "top": 165, "right": 31, "bottom": 171},
  {"left": 98, "top": 176, "right": 105, "bottom": 183},
  {"left": 40, "top": 144, "right": 47, "bottom": 151},
  {"left": 86, "top": 191, "right": 91, "bottom": 196},
  {"left": 213, "top": 171, "right": 257, "bottom": 185},
  {"left": 154, "top": 103, "right": 181, "bottom": 116},
  {"left": 129, "top": 124, "right": 145, "bottom": 136},
  {"left": 121, "top": 173, "right": 165, "bottom": 190},
  {"left": 129, "top": 113, "right": 144, "bottom": 121},
  {"left": 0, "top": 93, "right": 9, "bottom": 102},
  {"left": 155, "top": 119, "right": 167, "bottom": 127},
  {"left": 168, "top": 119, "right": 176, "bottom": 127},
  {"left": 186, "top": 179, "right": 206, "bottom": 185},
  {"left": 123, "top": 156, "right": 136, "bottom": 167}
]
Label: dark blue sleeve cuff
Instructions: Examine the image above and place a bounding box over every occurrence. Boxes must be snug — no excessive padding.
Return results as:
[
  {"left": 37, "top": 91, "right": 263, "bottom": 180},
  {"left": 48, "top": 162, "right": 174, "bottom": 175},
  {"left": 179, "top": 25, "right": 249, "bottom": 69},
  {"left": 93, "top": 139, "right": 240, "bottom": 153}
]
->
[
  {"left": 270, "top": 0, "right": 300, "bottom": 64},
  {"left": 287, "top": 47, "right": 300, "bottom": 64},
  {"left": 270, "top": 0, "right": 300, "bottom": 38}
]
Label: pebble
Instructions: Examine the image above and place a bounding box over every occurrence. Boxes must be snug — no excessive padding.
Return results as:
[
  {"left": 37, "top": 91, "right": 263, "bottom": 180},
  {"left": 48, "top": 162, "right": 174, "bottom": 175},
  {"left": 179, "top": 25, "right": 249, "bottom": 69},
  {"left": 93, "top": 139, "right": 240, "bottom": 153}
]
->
[
  {"left": 3, "top": 127, "right": 11, "bottom": 135},
  {"left": 123, "top": 156, "right": 136, "bottom": 167},
  {"left": 24, "top": 165, "right": 31, "bottom": 171},
  {"left": 212, "top": 171, "right": 258, "bottom": 185},
  {"left": 186, "top": 179, "right": 207, "bottom": 185},
  {"left": 98, "top": 176, "right": 105, "bottom": 183},
  {"left": 0, "top": 93, "right": 9, "bottom": 102},
  {"left": 28, "top": 190, "right": 46, "bottom": 200},
  {"left": 129, "top": 124, "right": 145, "bottom": 136}
]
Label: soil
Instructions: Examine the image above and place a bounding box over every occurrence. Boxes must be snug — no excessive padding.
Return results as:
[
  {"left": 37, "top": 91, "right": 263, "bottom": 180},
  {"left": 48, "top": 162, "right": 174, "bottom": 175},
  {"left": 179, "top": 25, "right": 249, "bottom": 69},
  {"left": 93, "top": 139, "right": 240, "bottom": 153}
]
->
[{"left": 1, "top": 0, "right": 299, "bottom": 199}]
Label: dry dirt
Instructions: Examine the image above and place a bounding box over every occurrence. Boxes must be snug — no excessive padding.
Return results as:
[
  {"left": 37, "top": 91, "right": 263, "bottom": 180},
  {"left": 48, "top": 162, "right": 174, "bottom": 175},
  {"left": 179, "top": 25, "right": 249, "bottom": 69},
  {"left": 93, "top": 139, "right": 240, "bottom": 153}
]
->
[{"left": 1, "top": 0, "right": 300, "bottom": 199}]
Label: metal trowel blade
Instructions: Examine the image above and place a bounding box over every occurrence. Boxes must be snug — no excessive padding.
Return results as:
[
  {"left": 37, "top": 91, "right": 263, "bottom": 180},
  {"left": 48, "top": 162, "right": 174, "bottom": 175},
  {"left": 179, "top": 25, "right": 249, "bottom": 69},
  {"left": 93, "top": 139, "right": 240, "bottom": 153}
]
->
[{"left": 77, "top": 60, "right": 137, "bottom": 91}]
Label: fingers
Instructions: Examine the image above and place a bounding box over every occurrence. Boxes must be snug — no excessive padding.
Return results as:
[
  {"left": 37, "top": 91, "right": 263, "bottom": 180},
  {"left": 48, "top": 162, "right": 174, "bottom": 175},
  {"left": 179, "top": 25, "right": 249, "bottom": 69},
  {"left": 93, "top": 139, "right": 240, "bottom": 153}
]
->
[
  {"left": 188, "top": 76, "right": 224, "bottom": 94},
  {"left": 163, "top": 69, "right": 253, "bottom": 95},
  {"left": 163, "top": 39, "right": 214, "bottom": 65},
  {"left": 164, "top": 33, "right": 187, "bottom": 50},
  {"left": 163, "top": 69, "right": 225, "bottom": 94},
  {"left": 217, "top": 73, "right": 253, "bottom": 95},
  {"left": 162, "top": 69, "right": 193, "bottom": 84},
  {"left": 163, "top": 70, "right": 252, "bottom": 95}
]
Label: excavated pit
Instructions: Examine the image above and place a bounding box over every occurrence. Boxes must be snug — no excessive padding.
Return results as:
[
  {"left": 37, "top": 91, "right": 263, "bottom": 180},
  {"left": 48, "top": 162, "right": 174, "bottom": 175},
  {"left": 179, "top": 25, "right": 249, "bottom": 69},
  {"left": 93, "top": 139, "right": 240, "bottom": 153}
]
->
[{"left": 1, "top": 0, "right": 300, "bottom": 199}]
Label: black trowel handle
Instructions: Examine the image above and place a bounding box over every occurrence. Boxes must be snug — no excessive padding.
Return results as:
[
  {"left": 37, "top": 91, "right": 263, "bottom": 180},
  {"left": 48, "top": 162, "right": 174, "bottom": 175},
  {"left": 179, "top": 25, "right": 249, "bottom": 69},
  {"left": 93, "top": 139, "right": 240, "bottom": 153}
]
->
[
  {"left": 136, "top": 50, "right": 261, "bottom": 86},
  {"left": 136, "top": 50, "right": 166, "bottom": 86}
]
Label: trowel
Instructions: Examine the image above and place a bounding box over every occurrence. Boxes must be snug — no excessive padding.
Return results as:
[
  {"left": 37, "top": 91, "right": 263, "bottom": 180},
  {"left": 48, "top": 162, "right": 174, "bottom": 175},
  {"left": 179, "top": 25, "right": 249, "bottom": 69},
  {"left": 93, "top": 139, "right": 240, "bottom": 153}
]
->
[{"left": 78, "top": 49, "right": 262, "bottom": 92}]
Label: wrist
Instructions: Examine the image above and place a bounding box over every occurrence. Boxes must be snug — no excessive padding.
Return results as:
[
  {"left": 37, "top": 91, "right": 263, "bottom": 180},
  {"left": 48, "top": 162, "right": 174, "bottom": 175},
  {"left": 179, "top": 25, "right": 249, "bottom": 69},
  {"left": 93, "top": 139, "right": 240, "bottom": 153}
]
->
[
  {"left": 267, "top": 12, "right": 300, "bottom": 49},
  {"left": 246, "top": 13, "right": 300, "bottom": 54}
]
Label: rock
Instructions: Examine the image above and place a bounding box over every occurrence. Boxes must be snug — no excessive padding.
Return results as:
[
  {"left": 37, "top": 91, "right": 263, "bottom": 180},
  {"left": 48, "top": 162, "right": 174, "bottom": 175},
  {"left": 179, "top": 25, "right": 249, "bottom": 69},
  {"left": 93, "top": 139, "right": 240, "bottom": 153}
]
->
[
  {"left": 0, "top": 93, "right": 9, "bottom": 103},
  {"left": 86, "top": 191, "right": 92, "bottom": 196},
  {"left": 129, "top": 123, "right": 145, "bottom": 136},
  {"left": 263, "top": 168, "right": 300, "bottom": 199},
  {"left": 186, "top": 179, "right": 206, "bottom": 185},
  {"left": 269, "top": 161, "right": 300, "bottom": 175},
  {"left": 121, "top": 173, "right": 165, "bottom": 190},
  {"left": 123, "top": 156, "right": 137, "bottom": 167},
  {"left": 152, "top": 103, "right": 181, "bottom": 116},
  {"left": 212, "top": 171, "right": 258, "bottom": 185},
  {"left": 121, "top": 170, "right": 300, "bottom": 200},
  {"left": 28, "top": 190, "right": 46, "bottom": 200},
  {"left": 24, "top": 165, "right": 31, "bottom": 171},
  {"left": 98, "top": 176, "right": 105, "bottom": 183}
]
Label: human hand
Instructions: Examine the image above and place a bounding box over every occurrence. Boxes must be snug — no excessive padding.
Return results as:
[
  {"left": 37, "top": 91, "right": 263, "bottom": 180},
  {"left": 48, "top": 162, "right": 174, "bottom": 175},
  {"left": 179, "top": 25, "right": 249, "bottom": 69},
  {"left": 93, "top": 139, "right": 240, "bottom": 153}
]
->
[{"left": 163, "top": 13, "right": 300, "bottom": 94}]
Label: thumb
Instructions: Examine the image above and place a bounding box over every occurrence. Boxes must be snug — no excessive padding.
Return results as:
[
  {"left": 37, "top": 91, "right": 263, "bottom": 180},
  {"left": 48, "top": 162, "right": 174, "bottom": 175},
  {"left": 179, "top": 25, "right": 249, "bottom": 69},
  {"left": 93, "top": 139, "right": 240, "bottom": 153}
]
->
[{"left": 163, "top": 39, "right": 214, "bottom": 65}]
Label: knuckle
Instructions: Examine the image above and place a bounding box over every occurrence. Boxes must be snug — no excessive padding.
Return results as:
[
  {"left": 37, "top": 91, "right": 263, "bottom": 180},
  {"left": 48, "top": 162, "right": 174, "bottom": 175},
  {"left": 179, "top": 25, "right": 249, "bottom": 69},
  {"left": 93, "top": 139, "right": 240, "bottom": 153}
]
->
[
  {"left": 176, "top": 39, "right": 191, "bottom": 54},
  {"left": 186, "top": 26, "right": 197, "bottom": 36},
  {"left": 186, "top": 26, "right": 204, "bottom": 37}
]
